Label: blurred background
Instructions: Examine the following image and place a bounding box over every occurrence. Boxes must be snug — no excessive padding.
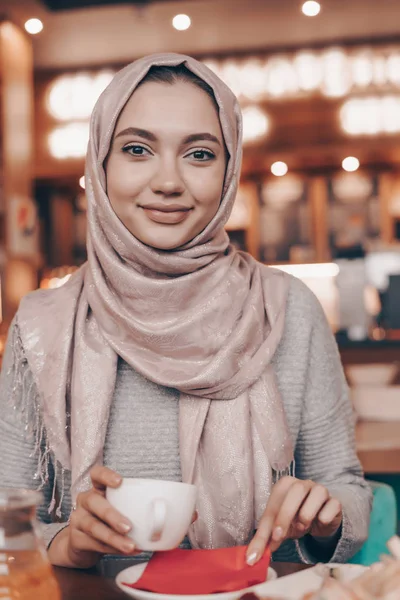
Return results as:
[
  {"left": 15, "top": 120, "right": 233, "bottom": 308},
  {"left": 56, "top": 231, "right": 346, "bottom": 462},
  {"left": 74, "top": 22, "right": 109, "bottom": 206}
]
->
[
  {"left": 3, "top": 0, "right": 400, "bottom": 336},
  {"left": 2, "top": 0, "right": 400, "bottom": 510}
]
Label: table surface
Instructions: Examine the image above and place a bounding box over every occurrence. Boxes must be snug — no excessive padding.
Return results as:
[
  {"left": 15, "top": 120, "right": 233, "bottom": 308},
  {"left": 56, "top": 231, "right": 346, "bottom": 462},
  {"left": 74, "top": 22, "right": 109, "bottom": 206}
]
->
[{"left": 55, "top": 562, "right": 309, "bottom": 600}]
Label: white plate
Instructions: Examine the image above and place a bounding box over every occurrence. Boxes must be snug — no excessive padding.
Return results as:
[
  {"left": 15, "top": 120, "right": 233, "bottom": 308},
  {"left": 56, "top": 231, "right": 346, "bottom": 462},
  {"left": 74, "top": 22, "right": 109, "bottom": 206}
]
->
[
  {"left": 116, "top": 561, "right": 277, "bottom": 600},
  {"left": 253, "top": 563, "right": 368, "bottom": 600}
]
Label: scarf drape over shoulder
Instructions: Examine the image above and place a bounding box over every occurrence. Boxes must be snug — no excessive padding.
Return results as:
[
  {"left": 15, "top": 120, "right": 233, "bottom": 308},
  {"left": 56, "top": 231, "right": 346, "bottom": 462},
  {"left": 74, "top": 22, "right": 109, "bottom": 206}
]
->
[{"left": 18, "top": 53, "right": 293, "bottom": 548}]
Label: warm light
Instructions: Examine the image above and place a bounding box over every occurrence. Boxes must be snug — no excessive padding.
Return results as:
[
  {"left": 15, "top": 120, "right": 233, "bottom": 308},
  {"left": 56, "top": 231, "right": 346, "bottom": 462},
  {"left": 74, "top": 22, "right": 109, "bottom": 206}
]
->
[
  {"left": 373, "top": 56, "right": 387, "bottom": 86},
  {"left": 24, "top": 18, "right": 43, "bottom": 34},
  {"left": 265, "top": 57, "right": 298, "bottom": 97},
  {"left": 301, "top": 1, "right": 321, "bottom": 17},
  {"left": 79, "top": 176, "right": 86, "bottom": 189},
  {"left": 40, "top": 267, "right": 78, "bottom": 290},
  {"left": 172, "top": 14, "right": 191, "bottom": 31},
  {"left": 204, "top": 46, "right": 400, "bottom": 103},
  {"left": 294, "top": 52, "right": 322, "bottom": 91},
  {"left": 351, "top": 52, "right": 373, "bottom": 87},
  {"left": 242, "top": 60, "right": 266, "bottom": 100},
  {"left": 342, "top": 156, "right": 360, "bottom": 172},
  {"left": 386, "top": 53, "right": 400, "bottom": 86},
  {"left": 48, "top": 123, "right": 89, "bottom": 159},
  {"left": 340, "top": 95, "right": 400, "bottom": 135},
  {"left": 321, "top": 49, "right": 351, "bottom": 97},
  {"left": 242, "top": 106, "right": 270, "bottom": 143},
  {"left": 276, "top": 263, "right": 340, "bottom": 278},
  {"left": 48, "top": 274, "right": 72, "bottom": 289},
  {"left": 47, "top": 71, "right": 115, "bottom": 121},
  {"left": 276, "top": 262, "right": 339, "bottom": 330},
  {"left": 220, "top": 61, "right": 243, "bottom": 97},
  {"left": 271, "top": 161, "right": 288, "bottom": 177}
]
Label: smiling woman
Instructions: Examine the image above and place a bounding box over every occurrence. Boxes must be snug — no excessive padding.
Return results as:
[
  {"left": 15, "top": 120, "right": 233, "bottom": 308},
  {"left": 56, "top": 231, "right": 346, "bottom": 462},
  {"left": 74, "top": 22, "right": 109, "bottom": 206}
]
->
[
  {"left": 0, "top": 54, "right": 371, "bottom": 575},
  {"left": 106, "top": 68, "right": 227, "bottom": 250}
]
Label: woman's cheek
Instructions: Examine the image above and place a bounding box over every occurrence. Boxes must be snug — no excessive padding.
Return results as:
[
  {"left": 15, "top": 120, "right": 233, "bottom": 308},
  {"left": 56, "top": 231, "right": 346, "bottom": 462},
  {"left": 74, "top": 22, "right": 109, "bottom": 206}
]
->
[
  {"left": 115, "top": 165, "right": 151, "bottom": 198},
  {"left": 189, "top": 170, "right": 224, "bottom": 208}
]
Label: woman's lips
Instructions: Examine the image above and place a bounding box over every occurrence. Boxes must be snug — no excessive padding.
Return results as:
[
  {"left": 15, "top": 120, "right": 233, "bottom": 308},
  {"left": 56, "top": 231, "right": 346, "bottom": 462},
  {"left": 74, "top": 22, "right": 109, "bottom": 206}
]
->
[{"left": 141, "top": 207, "right": 192, "bottom": 225}]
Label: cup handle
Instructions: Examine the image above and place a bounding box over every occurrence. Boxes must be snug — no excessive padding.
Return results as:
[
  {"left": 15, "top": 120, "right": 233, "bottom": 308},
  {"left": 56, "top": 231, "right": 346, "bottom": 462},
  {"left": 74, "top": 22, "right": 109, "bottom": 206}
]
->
[{"left": 149, "top": 498, "right": 167, "bottom": 542}]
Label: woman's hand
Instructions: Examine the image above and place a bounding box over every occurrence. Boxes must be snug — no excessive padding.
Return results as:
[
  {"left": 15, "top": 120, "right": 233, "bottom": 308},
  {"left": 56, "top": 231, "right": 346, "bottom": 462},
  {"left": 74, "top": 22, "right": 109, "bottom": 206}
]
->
[
  {"left": 48, "top": 466, "right": 136, "bottom": 569},
  {"left": 246, "top": 476, "right": 342, "bottom": 565}
]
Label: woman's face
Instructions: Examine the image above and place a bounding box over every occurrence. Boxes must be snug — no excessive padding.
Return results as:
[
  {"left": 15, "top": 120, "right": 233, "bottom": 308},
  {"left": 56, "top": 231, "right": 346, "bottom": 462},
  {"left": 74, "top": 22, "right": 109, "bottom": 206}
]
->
[{"left": 106, "top": 80, "right": 227, "bottom": 250}]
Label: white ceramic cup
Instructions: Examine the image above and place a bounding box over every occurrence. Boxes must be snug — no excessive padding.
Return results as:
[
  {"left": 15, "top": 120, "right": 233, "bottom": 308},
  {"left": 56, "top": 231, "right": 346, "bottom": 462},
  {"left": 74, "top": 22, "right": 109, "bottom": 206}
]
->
[{"left": 106, "top": 478, "right": 197, "bottom": 551}]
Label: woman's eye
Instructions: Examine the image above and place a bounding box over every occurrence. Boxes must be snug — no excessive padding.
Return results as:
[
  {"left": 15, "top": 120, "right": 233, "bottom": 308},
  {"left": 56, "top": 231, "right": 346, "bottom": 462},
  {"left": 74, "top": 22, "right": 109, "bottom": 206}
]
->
[
  {"left": 188, "top": 150, "right": 215, "bottom": 161},
  {"left": 122, "top": 145, "right": 150, "bottom": 157}
]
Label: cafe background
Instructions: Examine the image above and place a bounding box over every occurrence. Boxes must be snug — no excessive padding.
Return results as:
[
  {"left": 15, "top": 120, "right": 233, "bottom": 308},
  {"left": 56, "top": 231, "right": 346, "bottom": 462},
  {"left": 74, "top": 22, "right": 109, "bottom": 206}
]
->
[{"left": 0, "top": 0, "right": 400, "bottom": 527}]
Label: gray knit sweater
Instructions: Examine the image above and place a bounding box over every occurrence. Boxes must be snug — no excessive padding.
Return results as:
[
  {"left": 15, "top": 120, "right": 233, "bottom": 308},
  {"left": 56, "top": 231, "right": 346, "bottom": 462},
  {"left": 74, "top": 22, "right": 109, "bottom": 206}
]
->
[{"left": 0, "top": 276, "right": 372, "bottom": 573}]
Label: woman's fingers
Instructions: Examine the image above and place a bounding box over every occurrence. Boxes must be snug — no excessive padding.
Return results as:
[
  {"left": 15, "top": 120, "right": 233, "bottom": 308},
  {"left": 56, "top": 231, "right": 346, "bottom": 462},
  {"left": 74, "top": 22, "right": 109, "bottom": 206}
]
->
[
  {"left": 76, "top": 510, "right": 135, "bottom": 554},
  {"left": 90, "top": 465, "right": 122, "bottom": 491},
  {"left": 318, "top": 498, "right": 342, "bottom": 525},
  {"left": 296, "top": 484, "right": 330, "bottom": 532},
  {"left": 62, "top": 470, "right": 132, "bottom": 569},
  {"left": 246, "top": 478, "right": 343, "bottom": 566},
  {"left": 80, "top": 490, "right": 131, "bottom": 534},
  {"left": 71, "top": 486, "right": 135, "bottom": 559},
  {"left": 311, "top": 498, "right": 343, "bottom": 537},
  {"left": 269, "top": 480, "right": 314, "bottom": 551},
  {"left": 70, "top": 528, "right": 123, "bottom": 556},
  {"left": 246, "top": 476, "right": 296, "bottom": 564}
]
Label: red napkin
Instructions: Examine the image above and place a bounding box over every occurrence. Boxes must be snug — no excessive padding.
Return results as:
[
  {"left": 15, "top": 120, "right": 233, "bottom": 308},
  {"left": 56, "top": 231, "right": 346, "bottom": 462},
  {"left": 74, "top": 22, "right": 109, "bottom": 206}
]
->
[{"left": 123, "top": 546, "right": 271, "bottom": 595}]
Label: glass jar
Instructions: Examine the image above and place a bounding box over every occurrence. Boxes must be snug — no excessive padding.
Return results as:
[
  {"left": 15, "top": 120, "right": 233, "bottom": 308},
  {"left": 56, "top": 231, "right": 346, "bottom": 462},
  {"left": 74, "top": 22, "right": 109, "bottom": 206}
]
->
[{"left": 0, "top": 488, "right": 61, "bottom": 600}]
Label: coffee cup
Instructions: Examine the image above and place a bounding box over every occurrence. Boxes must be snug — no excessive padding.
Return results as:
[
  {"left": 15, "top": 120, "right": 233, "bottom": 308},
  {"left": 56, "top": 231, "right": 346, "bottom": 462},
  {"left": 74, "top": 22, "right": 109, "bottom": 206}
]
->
[{"left": 106, "top": 478, "right": 197, "bottom": 551}]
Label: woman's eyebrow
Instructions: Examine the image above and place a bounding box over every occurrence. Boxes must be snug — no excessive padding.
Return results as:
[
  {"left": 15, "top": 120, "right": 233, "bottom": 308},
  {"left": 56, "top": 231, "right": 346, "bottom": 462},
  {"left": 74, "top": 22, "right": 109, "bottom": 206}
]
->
[
  {"left": 182, "top": 133, "right": 221, "bottom": 146},
  {"left": 114, "top": 127, "right": 157, "bottom": 141},
  {"left": 114, "top": 127, "right": 221, "bottom": 147}
]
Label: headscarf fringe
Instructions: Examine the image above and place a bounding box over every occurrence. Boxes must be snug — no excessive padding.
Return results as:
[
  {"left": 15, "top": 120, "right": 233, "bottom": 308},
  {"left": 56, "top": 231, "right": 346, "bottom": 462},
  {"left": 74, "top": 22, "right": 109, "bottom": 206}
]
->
[
  {"left": 272, "top": 460, "right": 296, "bottom": 485},
  {"left": 9, "top": 321, "right": 66, "bottom": 518}
]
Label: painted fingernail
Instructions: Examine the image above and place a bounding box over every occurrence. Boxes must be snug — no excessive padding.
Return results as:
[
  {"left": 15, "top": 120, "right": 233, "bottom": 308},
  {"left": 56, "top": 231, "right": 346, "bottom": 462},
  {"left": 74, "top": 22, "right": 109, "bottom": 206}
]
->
[
  {"left": 272, "top": 526, "right": 283, "bottom": 541},
  {"left": 122, "top": 541, "right": 135, "bottom": 553},
  {"left": 118, "top": 521, "right": 131, "bottom": 533},
  {"left": 246, "top": 551, "right": 259, "bottom": 566}
]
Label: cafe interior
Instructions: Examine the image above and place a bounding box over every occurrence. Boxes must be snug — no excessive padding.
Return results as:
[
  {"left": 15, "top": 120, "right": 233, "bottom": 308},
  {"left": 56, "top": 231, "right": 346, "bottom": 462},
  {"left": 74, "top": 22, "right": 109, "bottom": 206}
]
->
[{"left": 2, "top": 0, "right": 400, "bottom": 596}]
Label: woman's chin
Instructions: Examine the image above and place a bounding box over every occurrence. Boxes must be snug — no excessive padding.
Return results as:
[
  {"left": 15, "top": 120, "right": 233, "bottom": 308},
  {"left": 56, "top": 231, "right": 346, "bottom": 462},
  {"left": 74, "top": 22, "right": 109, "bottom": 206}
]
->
[{"left": 141, "top": 232, "right": 192, "bottom": 251}]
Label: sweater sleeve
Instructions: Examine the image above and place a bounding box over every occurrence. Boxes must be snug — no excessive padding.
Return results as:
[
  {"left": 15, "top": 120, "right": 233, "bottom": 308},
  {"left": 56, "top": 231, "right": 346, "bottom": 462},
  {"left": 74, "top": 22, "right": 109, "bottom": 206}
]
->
[
  {"left": 0, "top": 316, "right": 70, "bottom": 548},
  {"left": 292, "top": 288, "right": 372, "bottom": 563}
]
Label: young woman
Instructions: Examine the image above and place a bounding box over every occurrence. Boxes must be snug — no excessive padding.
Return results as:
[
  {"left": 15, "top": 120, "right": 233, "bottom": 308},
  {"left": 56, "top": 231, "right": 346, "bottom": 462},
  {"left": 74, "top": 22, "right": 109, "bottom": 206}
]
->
[{"left": 0, "top": 53, "right": 371, "bottom": 572}]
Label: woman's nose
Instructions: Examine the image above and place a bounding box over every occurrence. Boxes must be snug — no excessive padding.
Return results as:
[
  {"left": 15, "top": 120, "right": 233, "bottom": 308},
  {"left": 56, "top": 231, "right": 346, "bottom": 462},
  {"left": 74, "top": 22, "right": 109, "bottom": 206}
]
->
[{"left": 150, "top": 158, "right": 185, "bottom": 196}]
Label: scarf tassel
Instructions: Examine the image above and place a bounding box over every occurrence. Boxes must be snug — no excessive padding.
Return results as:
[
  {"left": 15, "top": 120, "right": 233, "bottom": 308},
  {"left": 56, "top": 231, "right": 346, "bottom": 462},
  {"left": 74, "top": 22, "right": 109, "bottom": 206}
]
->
[{"left": 8, "top": 324, "right": 66, "bottom": 519}]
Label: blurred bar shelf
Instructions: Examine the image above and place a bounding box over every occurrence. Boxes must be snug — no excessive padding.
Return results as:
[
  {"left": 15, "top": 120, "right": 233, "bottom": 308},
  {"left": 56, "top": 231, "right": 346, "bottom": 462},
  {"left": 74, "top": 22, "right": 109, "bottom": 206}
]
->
[{"left": 338, "top": 338, "right": 400, "bottom": 367}]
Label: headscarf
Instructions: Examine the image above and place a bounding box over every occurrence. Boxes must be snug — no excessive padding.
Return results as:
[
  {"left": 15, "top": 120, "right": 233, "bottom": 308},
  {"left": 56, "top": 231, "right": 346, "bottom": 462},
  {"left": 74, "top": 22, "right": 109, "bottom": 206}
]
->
[{"left": 18, "top": 53, "right": 293, "bottom": 548}]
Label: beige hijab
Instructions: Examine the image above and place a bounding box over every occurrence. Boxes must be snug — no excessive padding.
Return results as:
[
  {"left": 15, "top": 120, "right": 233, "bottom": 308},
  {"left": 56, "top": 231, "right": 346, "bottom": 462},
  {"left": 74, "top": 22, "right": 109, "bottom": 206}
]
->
[{"left": 18, "top": 53, "right": 293, "bottom": 548}]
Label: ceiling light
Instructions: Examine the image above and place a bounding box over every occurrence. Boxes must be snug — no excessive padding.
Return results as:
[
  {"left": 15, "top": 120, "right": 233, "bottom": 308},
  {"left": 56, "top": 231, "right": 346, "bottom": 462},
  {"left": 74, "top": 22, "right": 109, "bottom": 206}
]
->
[
  {"left": 342, "top": 156, "right": 360, "bottom": 172},
  {"left": 271, "top": 161, "right": 288, "bottom": 177},
  {"left": 24, "top": 18, "right": 43, "bottom": 34},
  {"left": 301, "top": 1, "right": 321, "bottom": 17},
  {"left": 172, "top": 14, "right": 191, "bottom": 31},
  {"left": 79, "top": 176, "right": 86, "bottom": 189}
]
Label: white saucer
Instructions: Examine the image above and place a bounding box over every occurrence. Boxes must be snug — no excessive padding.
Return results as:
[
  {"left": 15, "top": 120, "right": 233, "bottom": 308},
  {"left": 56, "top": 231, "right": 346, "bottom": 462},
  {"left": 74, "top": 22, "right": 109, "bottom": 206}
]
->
[{"left": 115, "top": 561, "right": 278, "bottom": 600}]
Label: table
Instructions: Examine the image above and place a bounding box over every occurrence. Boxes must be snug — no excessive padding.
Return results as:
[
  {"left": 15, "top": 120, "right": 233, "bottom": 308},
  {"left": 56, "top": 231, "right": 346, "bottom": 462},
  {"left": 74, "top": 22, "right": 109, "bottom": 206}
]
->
[
  {"left": 55, "top": 562, "right": 309, "bottom": 600},
  {"left": 356, "top": 420, "right": 400, "bottom": 474}
]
